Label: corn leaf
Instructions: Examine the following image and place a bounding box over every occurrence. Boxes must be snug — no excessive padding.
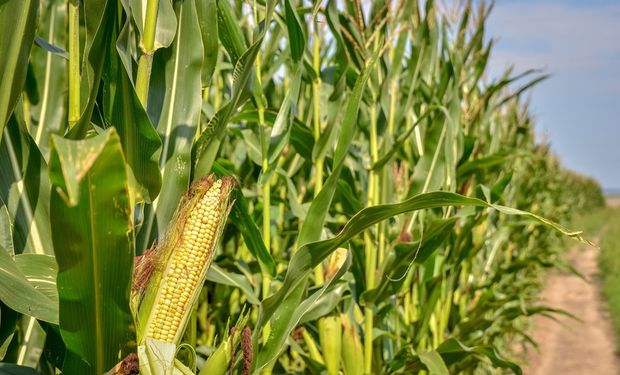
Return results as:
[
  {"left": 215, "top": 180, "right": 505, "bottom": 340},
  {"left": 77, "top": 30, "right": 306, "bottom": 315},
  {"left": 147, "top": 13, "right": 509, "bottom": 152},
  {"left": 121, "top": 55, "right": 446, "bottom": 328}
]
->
[
  {"left": 0, "top": 247, "right": 58, "bottom": 324},
  {"left": 0, "top": 0, "right": 38, "bottom": 139},
  {"left": 138, "top": 0, "right": 204, "bottom": 251},
  {"left": 49, "top": 129, "right": 134, "bottom": 374}
]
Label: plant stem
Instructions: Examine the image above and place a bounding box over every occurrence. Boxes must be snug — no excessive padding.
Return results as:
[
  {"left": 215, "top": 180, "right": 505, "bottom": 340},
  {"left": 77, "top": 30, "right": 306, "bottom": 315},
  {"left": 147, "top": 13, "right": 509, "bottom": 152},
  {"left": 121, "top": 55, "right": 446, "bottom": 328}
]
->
[
  {"left": 67, "top": 0, "right": 80, "bottom": 126},
  {"left": 364, "top": 99, "right": 380, "bottom": 373},
  {"left": 312, "top": 21, "right": 324, "bottom": 285},
  {"left": 252, "top": 5, "right": 273, "bottom": 368},
  {"left": 135, "top": 0, "right": 159, "bottom": 107}
]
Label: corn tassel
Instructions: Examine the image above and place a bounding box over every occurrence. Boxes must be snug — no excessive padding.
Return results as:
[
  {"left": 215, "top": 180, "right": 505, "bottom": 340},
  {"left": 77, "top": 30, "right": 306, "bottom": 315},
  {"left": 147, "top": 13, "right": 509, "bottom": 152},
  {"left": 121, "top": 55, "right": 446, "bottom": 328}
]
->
[{"left": 135, "top": 175, "right": 235, "bottom": 346}]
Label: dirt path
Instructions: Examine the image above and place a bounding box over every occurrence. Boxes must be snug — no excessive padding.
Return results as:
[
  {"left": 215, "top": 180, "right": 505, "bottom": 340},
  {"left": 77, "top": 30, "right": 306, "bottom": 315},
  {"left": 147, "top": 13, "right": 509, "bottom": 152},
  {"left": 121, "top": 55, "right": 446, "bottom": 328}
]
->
[
  {"left": 524, "top": 241, "right": 620, "bottom": 375},
  {"left": 608, "top": 196, "right": 620, "bottom": 208}
]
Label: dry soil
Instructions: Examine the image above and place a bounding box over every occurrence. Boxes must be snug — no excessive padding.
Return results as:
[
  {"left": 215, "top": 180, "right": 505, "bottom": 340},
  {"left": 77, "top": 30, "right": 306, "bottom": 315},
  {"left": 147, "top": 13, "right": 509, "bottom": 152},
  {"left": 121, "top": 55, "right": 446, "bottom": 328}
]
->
[{"left": 523, "top": 239, "right": 620, "bottom": 375}]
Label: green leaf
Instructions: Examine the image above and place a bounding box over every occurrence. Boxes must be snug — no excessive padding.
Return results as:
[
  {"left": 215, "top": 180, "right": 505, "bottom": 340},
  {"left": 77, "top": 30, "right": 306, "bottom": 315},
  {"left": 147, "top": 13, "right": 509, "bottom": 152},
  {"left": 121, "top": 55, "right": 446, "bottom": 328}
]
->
[
  {"left": 419, "top": 350, "right": 449, "bottom": 375},
  {"left": 196, "top": 0, "right": 218, "bottom": 86},
  {"left": 456, "top": 152, "right": 511, "bottom": 179},
  {"left": 284, "top": 0, "right": 306, "bottom": 63},
  {"left": 0, "top": 0, "right": 38, "bottom": 139},
  {"left": 435, "top": 338, "right": 521, "bottom": 375},
  {"left": 230, "top": 110, "right": 314, "bottom": 160},
  {"left": 258, "top": 191, "right": 585, "bottom": 357},
  {"left": 49, "top": 129, "right": 134, "bottom": 374},
  {"left": 192, "top": 0, "right": 276, "bottom": 178},
  {"left": 138, "top": 0, "right": 204, "bottom": 251},
  {"left": 0, "top": 116, "right": 52, "bottom": 255},
  {"left": 0, "top": 363, "right": 40, "bottom": 375},
  {"left": 259, "top": 62, "right": 303, "bottom": 184},
  {"left": 0, "top": 303, "right": 18, "bottom": 360},
  {"left": 67, "top": 0, "right": 117, "bottom": 139},
  {"left": 216, "top": 0, "right": 246, "bottom": 65},
  {"left": 229, "top": 189, "right": 276, "bottom": 277},
  {"left": 297, "top": 47, "right": 381, "bottom": 248},
  {"left": 372, "top": 107, "right": 438, "bottom": 171},
  {"left": 130, "top": 0, "right": 177, "bottom": 50},
  {"left": 298, "top": 282, "right": 348, "bottom": 324},
  {"left": 0, "top": 249, "right": 58, "bottom": 324},
  {"left": 206, "top": 264, "right": 259, "bottom": 305},
  {"left": 29, "top": 1, "right": 67, "bottom": 157},
  {"left": 360, "top": 218, "right": 456, "bottom": 305},
  {"left": 254, "top": 249, "right": 352, "bottom": 372},
  {"left": 102, "top": 12, "right": 163, "bottom": 203},
  {"left": 0, "top": 199, "right": 14, "bottom": 255}
]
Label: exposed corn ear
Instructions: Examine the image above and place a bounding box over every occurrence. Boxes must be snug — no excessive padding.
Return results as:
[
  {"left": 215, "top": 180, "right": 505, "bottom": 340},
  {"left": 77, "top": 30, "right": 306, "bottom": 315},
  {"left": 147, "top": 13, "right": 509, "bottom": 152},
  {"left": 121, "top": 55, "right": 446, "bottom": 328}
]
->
[
  {"left": 324, "top": 247, "right": 348, "bottom": 281},
  {"left": 319, "top": 315, "right": 342, "bottom": 375},
  {"left": 136, "top": 175, "right": 235, "bottom": 346},
  {"left": 341, "top": 314, "right": 363, "bottom": 375}
]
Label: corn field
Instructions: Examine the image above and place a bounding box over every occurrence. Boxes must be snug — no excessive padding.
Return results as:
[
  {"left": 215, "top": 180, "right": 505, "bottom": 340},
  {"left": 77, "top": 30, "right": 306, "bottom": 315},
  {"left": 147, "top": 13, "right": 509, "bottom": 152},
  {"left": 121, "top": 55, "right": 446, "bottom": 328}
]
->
[{"left": 0, "top": 0, "right": 605, "bottom": 374}]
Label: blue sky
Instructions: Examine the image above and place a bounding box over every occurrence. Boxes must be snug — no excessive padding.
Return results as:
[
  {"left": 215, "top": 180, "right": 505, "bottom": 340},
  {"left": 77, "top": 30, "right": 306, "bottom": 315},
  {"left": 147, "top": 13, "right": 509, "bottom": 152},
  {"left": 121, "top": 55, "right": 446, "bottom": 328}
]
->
[{"left": 479, "top": 0, "right": 620, "bottom": 189}]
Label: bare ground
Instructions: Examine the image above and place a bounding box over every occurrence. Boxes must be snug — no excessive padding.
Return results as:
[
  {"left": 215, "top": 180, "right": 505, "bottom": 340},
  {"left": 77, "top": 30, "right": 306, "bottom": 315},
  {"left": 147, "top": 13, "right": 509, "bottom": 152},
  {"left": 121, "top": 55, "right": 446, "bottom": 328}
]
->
[
  {"left": 523, "top": 242, "right": 620, "bottom": 375},
  {"left": 608, "top": 196, "right": 620, "bottom": 208}
]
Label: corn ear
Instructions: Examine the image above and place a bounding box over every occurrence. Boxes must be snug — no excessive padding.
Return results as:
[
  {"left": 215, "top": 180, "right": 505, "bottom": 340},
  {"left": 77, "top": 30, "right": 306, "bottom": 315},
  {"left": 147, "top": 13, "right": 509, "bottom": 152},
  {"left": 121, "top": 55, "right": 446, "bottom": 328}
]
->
[
  {"left": 319, "top": 315, "right": 342, "bottom": 375},
  {"left": 200, "top": 313, "right": 250, "bottom": 375},
  {"left": 301, "top": 329, "right": 324, "bottom": 364},
  {"left": 200, "top": 338, "right": 231, "bottom": 375},
  {"left": 341, "top": 314, "right": 363, "bottom": 375},
  {"left": 324, "top": 247, "right": 348, "bottom": 281},
  {"left": 136, "top": 175, "right": 235, "bottom": 346}
]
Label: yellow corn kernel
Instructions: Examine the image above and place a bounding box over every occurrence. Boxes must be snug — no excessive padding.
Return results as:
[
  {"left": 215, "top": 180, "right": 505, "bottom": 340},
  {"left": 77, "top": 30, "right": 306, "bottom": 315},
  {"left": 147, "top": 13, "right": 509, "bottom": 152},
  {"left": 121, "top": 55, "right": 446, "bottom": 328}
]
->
[{"left": 139, "top": 176, "right": 234, "bottom": 345}]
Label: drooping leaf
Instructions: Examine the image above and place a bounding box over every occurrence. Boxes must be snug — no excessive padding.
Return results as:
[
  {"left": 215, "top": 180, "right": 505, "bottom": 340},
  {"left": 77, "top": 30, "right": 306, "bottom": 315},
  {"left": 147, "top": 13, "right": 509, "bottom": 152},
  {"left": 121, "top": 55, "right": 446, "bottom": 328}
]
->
[
  {"left": 258, "top": 191, "right": 585, "bottom": 361},
  {"left": 206, "top": 264, "right": 259, "bottom": 305},
  {"left": 389, "top": 338, "right": 522, "bottom": 375}
]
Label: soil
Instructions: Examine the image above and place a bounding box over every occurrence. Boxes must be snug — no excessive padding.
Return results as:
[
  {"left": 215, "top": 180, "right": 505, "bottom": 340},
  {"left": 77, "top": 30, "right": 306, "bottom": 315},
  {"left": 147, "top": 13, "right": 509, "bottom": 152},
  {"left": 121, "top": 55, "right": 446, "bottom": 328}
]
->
[
  {"left": 608, "top": 196, "right": 620, "bottom": 208},
  {"left": 523, "top": 239, "right": 620, "bottom": 375}
]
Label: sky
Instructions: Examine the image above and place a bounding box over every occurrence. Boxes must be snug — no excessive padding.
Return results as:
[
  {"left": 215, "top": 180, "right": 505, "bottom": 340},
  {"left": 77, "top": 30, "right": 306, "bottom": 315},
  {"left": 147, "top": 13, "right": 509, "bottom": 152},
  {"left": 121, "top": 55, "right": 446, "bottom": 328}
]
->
[{"left": 478, "top": 0, "right": 620, "bottom": 190}]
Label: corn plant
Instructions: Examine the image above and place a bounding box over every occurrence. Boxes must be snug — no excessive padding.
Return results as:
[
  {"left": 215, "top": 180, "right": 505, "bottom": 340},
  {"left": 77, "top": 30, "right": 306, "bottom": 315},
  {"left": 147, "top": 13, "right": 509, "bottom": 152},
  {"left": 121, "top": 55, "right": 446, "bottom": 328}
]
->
[{"left": 0, "top": 0, "right": 605, "bottom": 374}]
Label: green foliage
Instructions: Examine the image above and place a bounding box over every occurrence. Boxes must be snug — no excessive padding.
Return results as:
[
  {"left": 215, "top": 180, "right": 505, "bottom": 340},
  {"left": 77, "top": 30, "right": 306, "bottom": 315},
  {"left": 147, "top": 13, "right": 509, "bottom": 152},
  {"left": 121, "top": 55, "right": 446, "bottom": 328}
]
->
[
  {"left": 50, "top": 129, "right": 134, "bottom": 373},
  {"left": 0, "top": 0, "right": 607, "bottom": 374},
  {"left": 597, "top": 207, "right": 620, "bottom": 343}
]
